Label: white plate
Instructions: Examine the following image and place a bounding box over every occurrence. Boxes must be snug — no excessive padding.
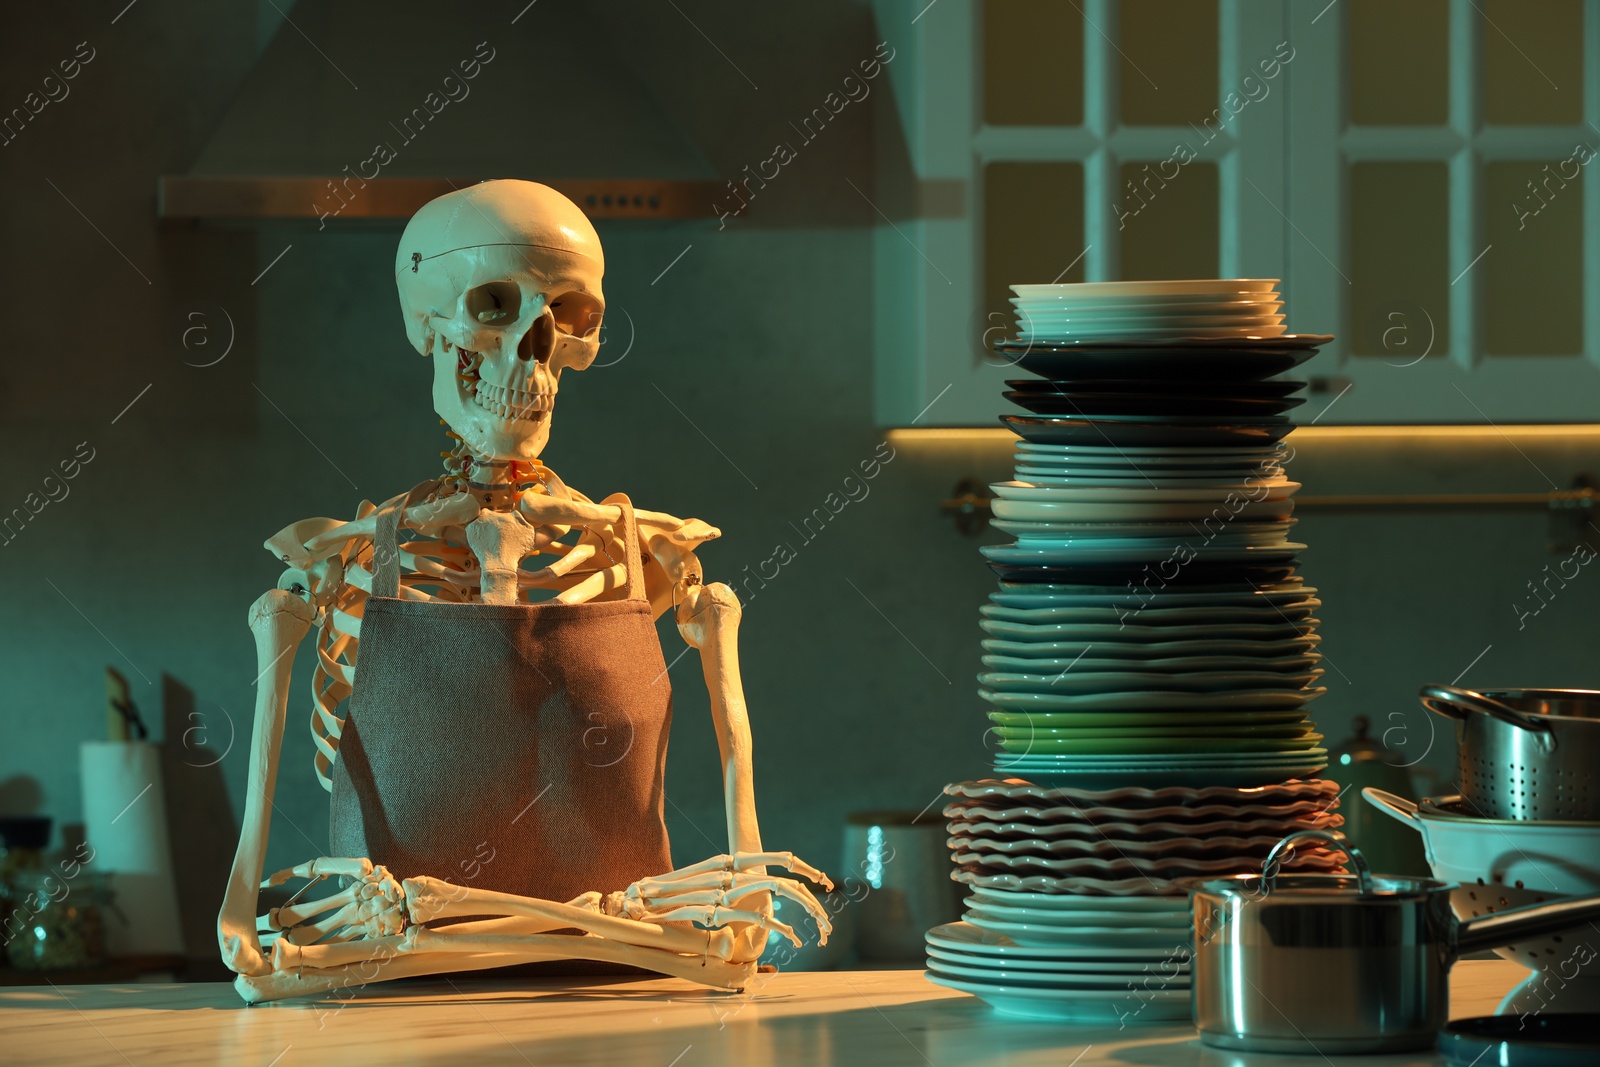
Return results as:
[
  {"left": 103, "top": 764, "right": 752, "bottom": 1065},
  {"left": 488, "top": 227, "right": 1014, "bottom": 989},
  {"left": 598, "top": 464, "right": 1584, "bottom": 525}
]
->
[
  {"left": 978, "top": 670, "right": 1323, "bottom": 694},
  {"left": 1012, "top": 279, "right": 1280, "bottom": 297},
  {"left": 986, "top": 522, "right": 1298, "bottom": 541},
  {"left": 981, "top": 638, "right": 1321, "bottom": 661},
  {"left": 980, "top": 603, "right": 1318, "bottom": 625},
  {"left": 962, "top": 918, "right": 1194, "bottom": 953},
  {"left": 989, "top": 523, "right": 1294, "bottom": 547},
  {"left": 1016, "top": 443, "right": 1287, "bottom": 459},
  {"left": 995, "top": 500, "right": 1295, "bottom": 522},
  {"left": 982, "top": 543, "right": 1305, "bottom": 566},
  {"left": 965, "top": 903, "right": 1192, "bottom": 927},
  {"left": 926, "top": 957, "right": 1189, "bottom": 988},
  {"left": 979, "top": 619, "right": 1316, "bottom": 642},
  {"left": 927, "top": 944, "right": 1190, "bottom": 973},
  {"left": 1008, "top": 473, "right": 1289, "bottom": 491},
  {"left": 981, "top": 599, "right": 1320, "bottom": 621},
  {"left": 981, "top": 653, "right": 1320, "bottom": 675},
  {"left": 1011, "top": 296, "right": 1283, "bottom": 312},
  {"left": 992, "top": 482, "right": 1300, "bottom": 505},
  {"left": 927, "top": 921, "right": 1182, "bottom": 959},
  {"left": 1017, "top": 324, "right": 1291, "bottom": 341},
  {"left": 983, "top": 689, "right": 1326, "bottom": 713},
  {"left": 988, "top": 584, "right": 1311, "bottom": 608},
  {"left": 995, "top": 747, "right": 1330, "bottom": 766},
  {"left": 1012, "top": 311, "right": 1287, "bottom": 328},
  {"left": 924, "top": 971, "right": 1191, "bottom": 1022}
]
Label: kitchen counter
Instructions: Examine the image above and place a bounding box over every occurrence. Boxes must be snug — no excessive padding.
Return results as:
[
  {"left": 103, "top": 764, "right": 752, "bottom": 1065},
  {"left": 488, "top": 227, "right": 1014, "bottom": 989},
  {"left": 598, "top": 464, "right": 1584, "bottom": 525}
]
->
[{"left": 0, "top": 959, "right": 1530, "bottom": 1066}]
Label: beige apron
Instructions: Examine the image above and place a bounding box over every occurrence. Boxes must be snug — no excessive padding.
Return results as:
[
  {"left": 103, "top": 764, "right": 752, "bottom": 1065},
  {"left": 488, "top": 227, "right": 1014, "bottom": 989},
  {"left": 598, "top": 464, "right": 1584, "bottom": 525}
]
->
[{"left": 329, "top": 489, "right": 674, "bottom": 908}]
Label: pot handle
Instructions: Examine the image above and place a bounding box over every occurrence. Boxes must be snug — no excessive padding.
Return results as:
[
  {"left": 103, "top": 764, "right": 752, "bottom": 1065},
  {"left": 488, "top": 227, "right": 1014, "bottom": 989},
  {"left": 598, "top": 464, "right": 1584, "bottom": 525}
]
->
[
  {"left": 1264, "top": 829, "right": 1373, "bottom": 895},
  {"left": 1362, "top": 787, "right": 1423, "bottom": 828},
  {"left": 1456, "top": 890, "right": 1600, "bottom": 958},
  {"left": 1419, "top": 684, "right": 1550, "bottom": 734}
]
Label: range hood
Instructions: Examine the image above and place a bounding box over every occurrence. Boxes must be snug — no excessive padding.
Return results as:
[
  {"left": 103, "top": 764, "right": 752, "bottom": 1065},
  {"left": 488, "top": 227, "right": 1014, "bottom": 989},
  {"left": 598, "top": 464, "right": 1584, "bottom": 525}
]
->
[{"left": 162, "top": 0, "right": 720, "bottom": 221}]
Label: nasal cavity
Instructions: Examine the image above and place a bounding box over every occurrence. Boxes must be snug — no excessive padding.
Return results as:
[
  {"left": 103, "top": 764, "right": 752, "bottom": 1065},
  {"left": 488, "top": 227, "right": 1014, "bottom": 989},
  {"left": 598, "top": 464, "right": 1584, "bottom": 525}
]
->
[{"left": 518, "top": 314, "right": 556, "bottom": 362}]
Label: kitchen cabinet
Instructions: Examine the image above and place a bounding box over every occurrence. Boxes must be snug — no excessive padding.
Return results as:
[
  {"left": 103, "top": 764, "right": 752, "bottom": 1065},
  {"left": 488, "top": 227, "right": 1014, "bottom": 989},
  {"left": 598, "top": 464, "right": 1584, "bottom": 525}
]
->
[{"left": 870, "top": 0, "right": 1598, "bottom": 426}]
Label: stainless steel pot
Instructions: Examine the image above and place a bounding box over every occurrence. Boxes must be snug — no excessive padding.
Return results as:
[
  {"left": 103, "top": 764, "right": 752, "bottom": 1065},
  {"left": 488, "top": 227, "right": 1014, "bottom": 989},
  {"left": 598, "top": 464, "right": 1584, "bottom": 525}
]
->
[
  {"left": 1185, "top": 830, "right": 1600, "bottom": 1054},
  {"left": 1419, "top": 685, "right": 1600, "bottom": 820}
]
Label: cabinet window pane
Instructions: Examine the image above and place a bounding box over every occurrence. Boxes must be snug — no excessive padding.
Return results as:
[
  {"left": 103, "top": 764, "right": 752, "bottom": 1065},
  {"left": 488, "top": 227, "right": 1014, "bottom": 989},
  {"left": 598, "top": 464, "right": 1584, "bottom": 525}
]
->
[
  {"left": 983, "top": 0, "right": 1083, "bottom": 126},
  {"left": 1482, "top": 0, "right": 1583, "bottom": 126},
  {"left": 1117, "top": 160, "right": 1217, "bottom": 280},
  {"left": 1348, "top": 0, "right": 1448, "bottom": 125},
  {"left": 984, "top": 163, "right": 1085, "bottom": 336},
  {"left": 1484, "top": 160, "right": 1582, "bottom": 355},
  {"left": 1349, "top": 163, "right": 1450, "bottom": 357},
  {"left": 1119, "top": 0, "right": 1217, "bottom": 127}
]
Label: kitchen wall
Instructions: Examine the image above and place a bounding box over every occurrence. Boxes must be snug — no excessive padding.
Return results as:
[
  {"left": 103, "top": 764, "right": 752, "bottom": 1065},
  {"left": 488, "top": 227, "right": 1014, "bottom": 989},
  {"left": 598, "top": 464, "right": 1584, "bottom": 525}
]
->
[{"left": 2, "top": 1, "right": 1599, "bottom": 971}]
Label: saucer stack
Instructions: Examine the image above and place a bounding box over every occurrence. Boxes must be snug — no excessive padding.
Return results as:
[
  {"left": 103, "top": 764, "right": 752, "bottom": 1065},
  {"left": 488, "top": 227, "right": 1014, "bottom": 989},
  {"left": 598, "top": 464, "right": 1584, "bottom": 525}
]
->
[{"left": 925, "top": 279, "right": 1346, "bottom": 1022}]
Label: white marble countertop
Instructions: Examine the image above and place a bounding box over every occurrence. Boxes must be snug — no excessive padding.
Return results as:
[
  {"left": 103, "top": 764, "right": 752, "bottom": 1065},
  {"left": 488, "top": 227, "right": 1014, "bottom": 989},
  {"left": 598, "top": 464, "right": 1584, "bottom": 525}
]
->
[{"left": 0, "top": 959, "right": 1529, "bottom": 1067}]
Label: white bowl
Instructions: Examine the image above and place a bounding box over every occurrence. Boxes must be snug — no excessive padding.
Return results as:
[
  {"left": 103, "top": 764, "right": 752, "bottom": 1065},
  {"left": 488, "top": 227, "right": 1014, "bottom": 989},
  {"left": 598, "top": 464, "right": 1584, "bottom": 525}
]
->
[{"left": 1365, "top": 788, "right": 1600, "bottom": 977}]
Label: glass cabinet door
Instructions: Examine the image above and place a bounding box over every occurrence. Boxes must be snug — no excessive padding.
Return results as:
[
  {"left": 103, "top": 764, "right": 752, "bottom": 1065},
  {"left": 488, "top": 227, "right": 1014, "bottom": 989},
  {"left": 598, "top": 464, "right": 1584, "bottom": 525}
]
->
[
  {"left": 872, "top": 0, "right": 1289, "bottom": 426},
  {"left": 1284, "top": 0, "right": 1594, "bottom": 422}
]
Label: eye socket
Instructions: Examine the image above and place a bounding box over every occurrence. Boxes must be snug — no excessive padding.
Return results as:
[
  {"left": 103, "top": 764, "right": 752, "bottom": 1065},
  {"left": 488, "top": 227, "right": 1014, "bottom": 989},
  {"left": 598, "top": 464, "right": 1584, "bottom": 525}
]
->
[
  {"left": 548, "top": 292, "right": 603, "bottom": 337},
  {"left": 465, "top": 281, "right": 521, "bottom": 326}
]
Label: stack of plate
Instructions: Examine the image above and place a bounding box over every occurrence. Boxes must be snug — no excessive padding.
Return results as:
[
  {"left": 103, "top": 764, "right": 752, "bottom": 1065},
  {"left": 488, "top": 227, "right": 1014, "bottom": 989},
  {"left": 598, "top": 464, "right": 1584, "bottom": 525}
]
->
[
  {"left": 923, "top": 279, "right": 1348, "bottom": 1020},
  {"left": 979, "top": 279, "right": 1334, "bottom": 787},
  {"left": 1010, "top": 279, "right": 1286, "bottom": 344},
  {"left": 925, "top": 779, "right": 1346, "bottom": 1021},
  {"left": 943, "top": 778, "right": 1346, "bottom": 893}
]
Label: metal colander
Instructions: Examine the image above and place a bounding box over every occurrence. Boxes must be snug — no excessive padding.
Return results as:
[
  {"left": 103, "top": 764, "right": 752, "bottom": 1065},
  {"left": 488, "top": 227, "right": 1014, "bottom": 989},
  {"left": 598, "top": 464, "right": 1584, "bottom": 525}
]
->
[{"left": 1419, "top": 685, "right": 1600, "bottom": 821}]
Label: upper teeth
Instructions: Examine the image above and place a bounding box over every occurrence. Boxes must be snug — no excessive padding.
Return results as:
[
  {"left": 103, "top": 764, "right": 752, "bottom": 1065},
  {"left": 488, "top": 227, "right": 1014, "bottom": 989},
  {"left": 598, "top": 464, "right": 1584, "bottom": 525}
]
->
[{"left": 473, "top": 382, "right": 552, "bottom": 420}]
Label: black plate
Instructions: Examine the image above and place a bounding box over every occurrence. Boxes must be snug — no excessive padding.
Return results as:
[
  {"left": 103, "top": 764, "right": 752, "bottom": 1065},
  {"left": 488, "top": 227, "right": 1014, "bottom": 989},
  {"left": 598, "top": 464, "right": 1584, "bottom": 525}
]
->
[
  {"left": 1004, "top": 391, "right": 1305, "bottom": 417},
  {"left": 1004, "top": 415, "right": 1295, "bottom": 447},
  {"left": 987, "top": 560, "right": 1300, "bottom": 587},
  {"left": 1007, "top": 379, "right": 1306, "bottom": 400},
  {"left": 1001, "top": 347, "right": 1320, "bottom": 381},
  {"left": 1439, "top": 1015, "right": 1600, "bottom": 1067},
  {"left": 995, "top": 334, "right": 1333, "bottom": 351}
]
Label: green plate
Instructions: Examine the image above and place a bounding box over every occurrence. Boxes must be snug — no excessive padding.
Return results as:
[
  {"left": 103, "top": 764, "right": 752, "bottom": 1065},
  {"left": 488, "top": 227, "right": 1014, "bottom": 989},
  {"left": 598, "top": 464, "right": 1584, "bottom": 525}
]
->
[
  {"left": 988, "top": 721, "right": 1316, "bottom": 740},
  {"left": 996, "top": 734, "right": 1326, "bottom": 755},
  {"left": 985, "top": 709, "right": 1311, "bottom": 728}
]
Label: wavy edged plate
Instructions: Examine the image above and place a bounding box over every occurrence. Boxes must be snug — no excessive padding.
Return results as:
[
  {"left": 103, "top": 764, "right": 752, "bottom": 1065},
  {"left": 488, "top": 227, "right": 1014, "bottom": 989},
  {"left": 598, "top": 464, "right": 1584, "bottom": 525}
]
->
[
  {"left": 951, "top": 847, "right": 1345, "bottom": 876},
  {"left": 944, "top": 777, "right": 1340, "bottom": 805},
  {"left": 948, "top": 812, "right": 1344, "bottom": 842}
]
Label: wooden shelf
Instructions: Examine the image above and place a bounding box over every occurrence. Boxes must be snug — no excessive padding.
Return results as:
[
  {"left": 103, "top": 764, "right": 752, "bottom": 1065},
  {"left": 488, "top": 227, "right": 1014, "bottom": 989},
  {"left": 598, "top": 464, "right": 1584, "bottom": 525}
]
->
[{"left": 158, "top": 177, "right": 722, "bottom": 222}]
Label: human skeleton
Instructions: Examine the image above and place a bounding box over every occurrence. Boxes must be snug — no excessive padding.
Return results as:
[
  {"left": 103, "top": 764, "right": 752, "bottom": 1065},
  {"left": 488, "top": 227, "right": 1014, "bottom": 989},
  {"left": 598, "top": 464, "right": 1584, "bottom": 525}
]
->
[{"left": 217, "top": 181, "right": 830, "bottom": 1004}]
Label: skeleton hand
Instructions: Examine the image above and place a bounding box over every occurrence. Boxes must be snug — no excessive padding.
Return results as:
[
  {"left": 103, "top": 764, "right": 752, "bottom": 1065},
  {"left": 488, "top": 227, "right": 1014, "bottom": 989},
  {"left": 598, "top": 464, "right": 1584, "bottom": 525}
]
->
[
  {"left": 604, "top": 852, "right": 835, "bottom": 960},
  {"left": 258, "top": 857, "right": 409, "bottom": 950}
]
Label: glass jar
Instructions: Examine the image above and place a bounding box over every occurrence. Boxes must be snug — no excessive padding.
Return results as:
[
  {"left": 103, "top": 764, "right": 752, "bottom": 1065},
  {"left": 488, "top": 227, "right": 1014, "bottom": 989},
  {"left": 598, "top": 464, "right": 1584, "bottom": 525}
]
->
[{"left": 3, "top": 870, "right": 113, "bottom": 971}]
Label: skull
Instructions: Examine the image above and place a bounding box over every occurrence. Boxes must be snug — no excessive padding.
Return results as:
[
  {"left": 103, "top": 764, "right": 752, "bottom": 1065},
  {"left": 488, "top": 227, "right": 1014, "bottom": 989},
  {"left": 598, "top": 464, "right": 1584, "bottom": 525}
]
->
[{"left": 395, "top": 180, "right": 605, "bottom": 461}]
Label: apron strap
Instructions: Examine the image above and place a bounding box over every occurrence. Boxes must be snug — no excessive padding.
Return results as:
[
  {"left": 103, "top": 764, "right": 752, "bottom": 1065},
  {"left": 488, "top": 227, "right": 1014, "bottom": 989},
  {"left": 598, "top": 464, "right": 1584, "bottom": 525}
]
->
[
  {"left": 603, "top": 494, "right": 647, "bottom": 603},
  {"left": 370, "top": 481, "right": 435, "bottom": 600}
]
